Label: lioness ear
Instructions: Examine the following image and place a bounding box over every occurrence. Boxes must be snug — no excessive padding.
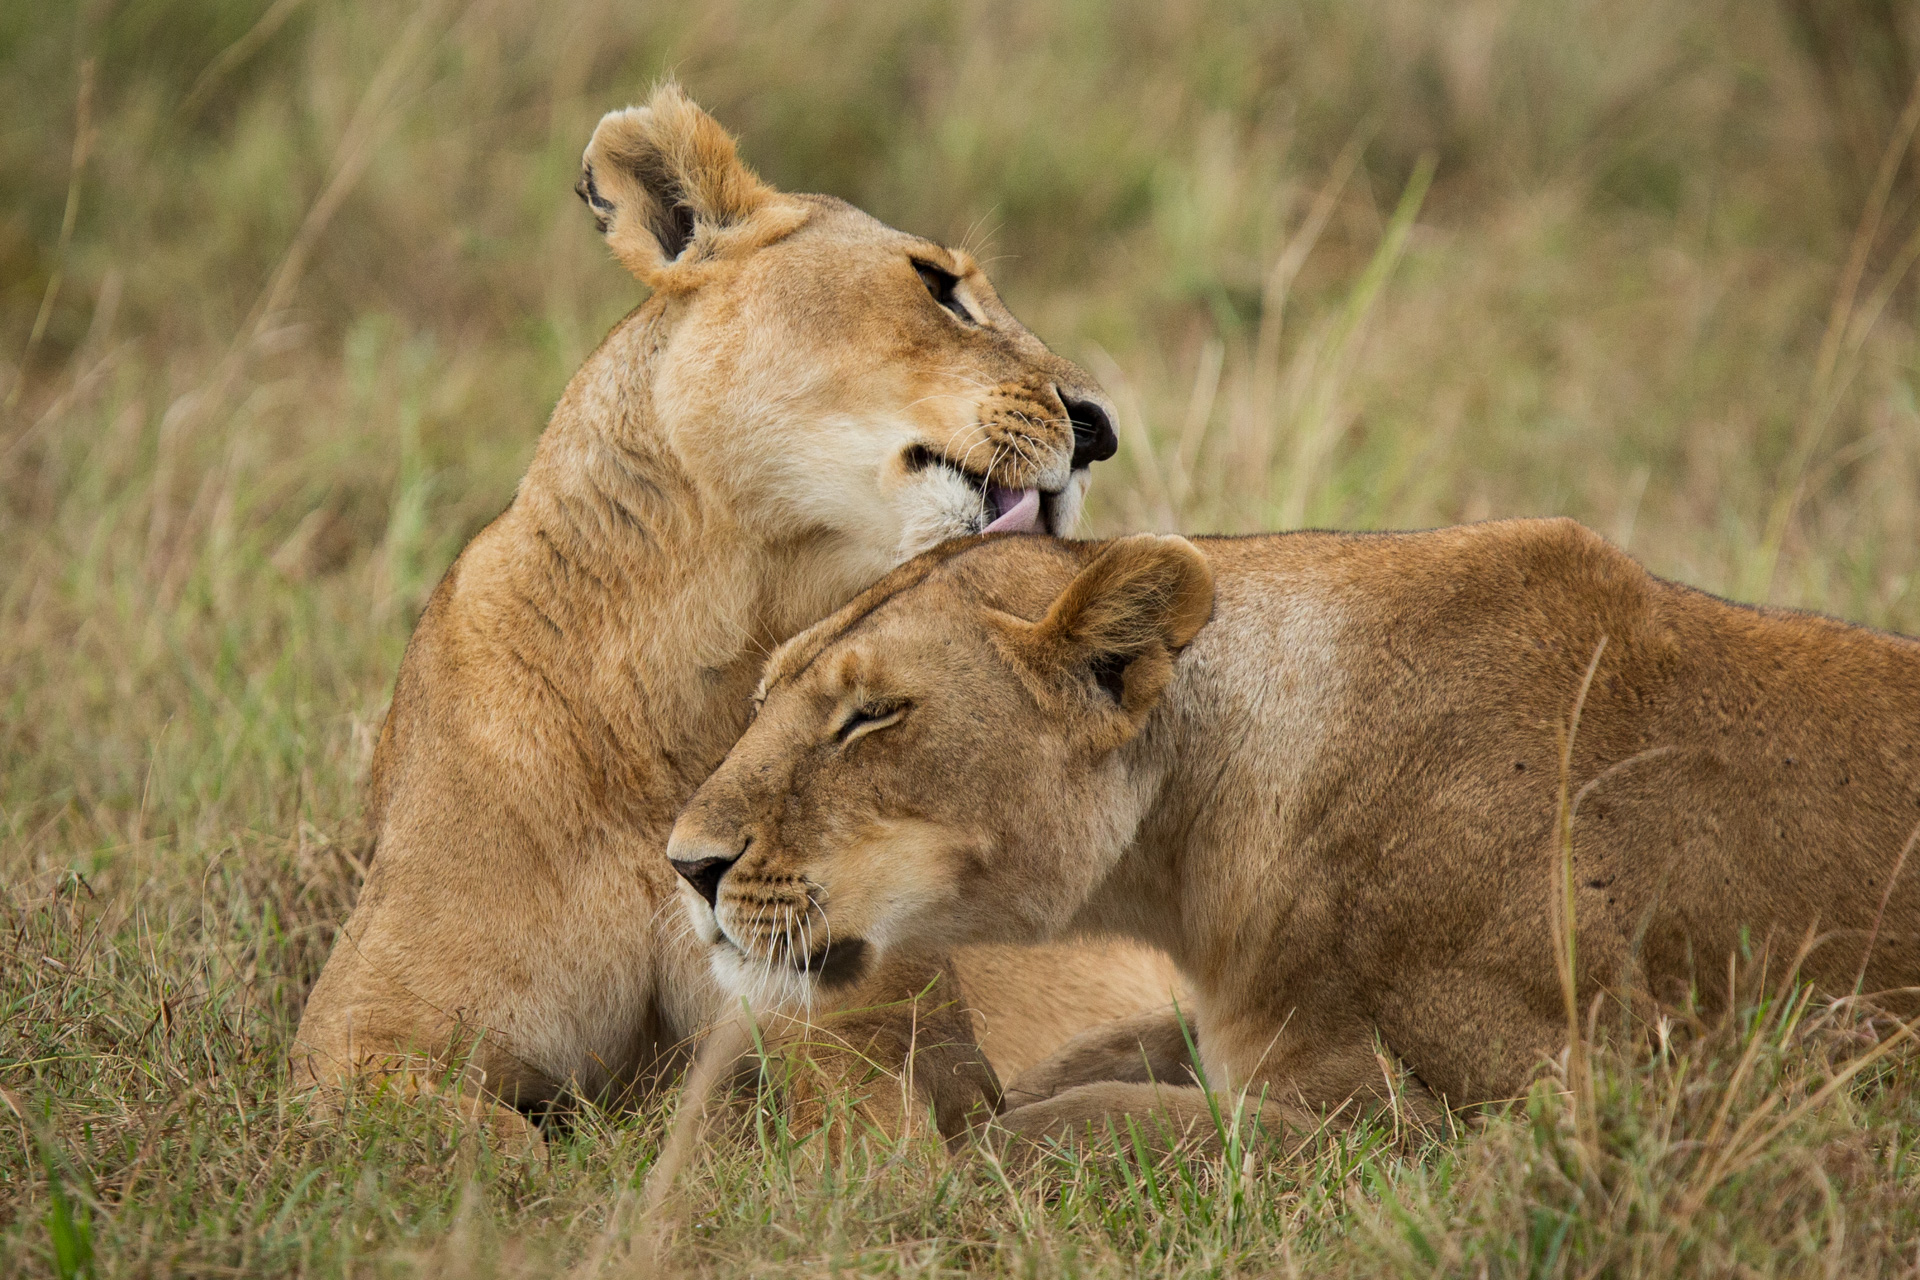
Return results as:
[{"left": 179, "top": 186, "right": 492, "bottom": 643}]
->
[
  {"left": 992, "top": 535, "right": 1214, "bottom": 749},
  {"left": 576, "top": 83, "right": 805, "bottom": 289}
]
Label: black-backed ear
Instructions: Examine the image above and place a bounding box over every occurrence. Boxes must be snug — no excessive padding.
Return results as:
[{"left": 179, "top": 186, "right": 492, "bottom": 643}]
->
[
  {"left": 989, "top": 534, "right": 1214, "bottom": 751},
  {"left": 576, "top": 82, "right": 806, "bottom": 290}
]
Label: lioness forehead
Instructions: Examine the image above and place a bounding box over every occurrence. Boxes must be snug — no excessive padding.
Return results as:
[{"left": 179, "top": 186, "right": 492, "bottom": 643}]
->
[
  {"left": 757, "top": 536, "right": 1092, "bottom": 699},
  {"left": 757, "top": 542, "right": 976, "bottom": 698},
  {"left": 787, "top": 193, "right": 955, "bottom": 263}
]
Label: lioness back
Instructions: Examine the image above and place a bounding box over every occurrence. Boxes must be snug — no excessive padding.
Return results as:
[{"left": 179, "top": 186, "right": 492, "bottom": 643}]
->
[{"left": 1194, "top": 522, "right": 1920, "bottom": 1057}]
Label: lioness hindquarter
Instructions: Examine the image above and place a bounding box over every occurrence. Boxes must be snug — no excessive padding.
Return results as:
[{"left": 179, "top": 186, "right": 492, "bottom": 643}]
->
[{"left": 1140, "top": 523, "right": 1920, "bottom": 1105}]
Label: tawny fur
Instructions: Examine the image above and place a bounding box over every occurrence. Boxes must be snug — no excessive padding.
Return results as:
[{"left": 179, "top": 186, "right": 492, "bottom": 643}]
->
[
  {"left": 670, "top": 520, "right": 1920, "bottom": 1150},
  {"left": 291, "top": 85, "right": 1178, "bottom": 1142}
]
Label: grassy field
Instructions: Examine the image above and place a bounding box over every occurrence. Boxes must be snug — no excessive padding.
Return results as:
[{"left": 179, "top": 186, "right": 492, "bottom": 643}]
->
[{"left": 5, "top": 0, "right": 1920, "bottom": 1274}]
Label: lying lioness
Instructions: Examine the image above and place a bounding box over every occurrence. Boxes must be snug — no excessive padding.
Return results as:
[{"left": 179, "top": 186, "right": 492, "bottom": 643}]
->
[
  {"left": 292, "top": 85, "right": 1179, "bottom": 1143},
  {"left": 667, "top": 519, "right": 1920, "bottom": 1143}
]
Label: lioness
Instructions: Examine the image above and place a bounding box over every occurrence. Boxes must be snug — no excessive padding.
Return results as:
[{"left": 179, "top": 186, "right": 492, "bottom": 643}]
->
[
  {"left": 292, "top": 85, "right": 1180, "bottom": 1141},
  {"left": 667, "top": 520, "right": 1920, "bottom": 1144}
]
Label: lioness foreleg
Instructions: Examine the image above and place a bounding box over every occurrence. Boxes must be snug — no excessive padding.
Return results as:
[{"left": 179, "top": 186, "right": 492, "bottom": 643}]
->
[
  {"left": 755, "top": 952, "right": 1002, "bottom": 1144},
  {"left": 1000, "top": 1004, "right": 1200, "bottom": 1109}
]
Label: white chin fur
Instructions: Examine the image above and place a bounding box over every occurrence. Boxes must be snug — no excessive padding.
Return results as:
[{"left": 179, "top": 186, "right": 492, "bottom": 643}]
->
[
  {"left": 1050, "top": 469, "right": 1091, "bottom": 536},
  {"left": 895, "top": 467, "right": 1090, "bottom": 561},
  {"left": 709, "top": 944, "right": 818, "bottom": 1014},
  {"left": 896, "top": 465, "right": 988, "bottom": 559}
]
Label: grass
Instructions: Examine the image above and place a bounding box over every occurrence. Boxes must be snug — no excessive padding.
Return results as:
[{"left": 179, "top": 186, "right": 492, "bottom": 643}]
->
[{"left": 4, "top": 0, "right": 1920, "bottom": 1274}]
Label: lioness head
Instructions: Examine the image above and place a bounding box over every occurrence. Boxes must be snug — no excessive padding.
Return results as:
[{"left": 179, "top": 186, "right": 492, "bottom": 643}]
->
[
  {"left": 664, "top": 535, "right": 1214, "bottom": 1007},
  {"left": 575, "top": 85, "right": 1117, "bottom": 575}
]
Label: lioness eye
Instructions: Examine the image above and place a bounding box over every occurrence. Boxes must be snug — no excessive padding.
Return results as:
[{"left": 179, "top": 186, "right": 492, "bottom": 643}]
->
[
  {"left": 912, "top": 260, "right": 973, "bottom": 324},
  {"left": 836, "top": 701, "right": 908, "bottom": 744}
]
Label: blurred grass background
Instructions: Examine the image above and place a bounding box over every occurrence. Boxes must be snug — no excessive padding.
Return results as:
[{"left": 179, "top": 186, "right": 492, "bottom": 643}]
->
[{"left": 5, "top": 0, "right": 1920, "bottom": 1275}]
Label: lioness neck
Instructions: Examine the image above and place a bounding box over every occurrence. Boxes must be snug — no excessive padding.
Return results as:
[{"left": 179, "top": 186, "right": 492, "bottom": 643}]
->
[
  {"left": 458, "top": 304, "right": 874, "bottom": 809},
  {"left": 1072, "top": 536, "right": 1351, "bottom": 984}
]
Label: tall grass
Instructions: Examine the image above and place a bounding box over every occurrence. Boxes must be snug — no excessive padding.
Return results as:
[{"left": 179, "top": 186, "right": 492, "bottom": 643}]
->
[{"left": 4, "top": 0, "right": 1920, "bottom": 1274}]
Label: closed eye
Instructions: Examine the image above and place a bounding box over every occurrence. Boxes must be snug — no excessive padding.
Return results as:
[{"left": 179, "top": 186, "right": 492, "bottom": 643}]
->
[
  {"left": 836, "top": 700, "right": 909, "bottom": 745},
  {"left": 912, "top": 260, "right": 974, "bottom": 324}
]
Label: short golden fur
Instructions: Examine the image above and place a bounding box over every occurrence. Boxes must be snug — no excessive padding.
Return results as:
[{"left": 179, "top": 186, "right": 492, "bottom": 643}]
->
[
  {"left": 670, "top": 520, "right": 1920, "bottom": 1146},
  {"left": 291, "top": 85, "right": 1178, "bottom": 1141}
]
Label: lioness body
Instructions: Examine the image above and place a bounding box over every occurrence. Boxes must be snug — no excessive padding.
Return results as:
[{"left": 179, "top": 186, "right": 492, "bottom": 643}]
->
[
  {"left": 672, "top": 520, "right": 1920, "bottom": 1138},
  {"left": 292, "top": 87, "right": 1177, "bottom": 1135}
]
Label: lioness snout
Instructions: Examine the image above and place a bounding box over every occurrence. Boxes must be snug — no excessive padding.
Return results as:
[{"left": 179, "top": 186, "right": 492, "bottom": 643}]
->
[
  {"left": 667, "top": 837, "right": 740, "bottom": 908},
  {"left": 1060, "top": 390, "right": 1118, "bottom": 470}
]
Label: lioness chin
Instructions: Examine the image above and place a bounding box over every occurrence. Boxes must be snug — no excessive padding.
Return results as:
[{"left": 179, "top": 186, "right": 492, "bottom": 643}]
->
[
  {"left": 292, "top": 84, "right": 1181, "bottom": 1146},
  {"left": 670, "top": 519, "right": 1920, "bottom": 1153}
]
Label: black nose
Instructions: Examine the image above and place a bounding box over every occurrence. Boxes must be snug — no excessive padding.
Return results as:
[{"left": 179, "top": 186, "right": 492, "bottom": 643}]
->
[
  {"left": 670, "top": 853, "right": 739, "bottom": 909},
  {"left": 1061, "top": 391, "right": 1118, "bottom": 469}
]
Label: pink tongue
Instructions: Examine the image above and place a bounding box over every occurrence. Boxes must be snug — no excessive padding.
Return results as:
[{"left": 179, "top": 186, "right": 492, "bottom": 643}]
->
[{"left": 983, "top": 486, "right": 1042, "bottom": 534}]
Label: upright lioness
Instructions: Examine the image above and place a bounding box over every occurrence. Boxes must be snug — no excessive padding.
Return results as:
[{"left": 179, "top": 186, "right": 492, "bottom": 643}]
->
[
  {"left": 669, "top": 520, "right": 1920, "bottom": 1143},
  {"left": 292, "top": 85, "right": 1179, "bottom": 1138}
]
